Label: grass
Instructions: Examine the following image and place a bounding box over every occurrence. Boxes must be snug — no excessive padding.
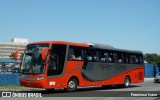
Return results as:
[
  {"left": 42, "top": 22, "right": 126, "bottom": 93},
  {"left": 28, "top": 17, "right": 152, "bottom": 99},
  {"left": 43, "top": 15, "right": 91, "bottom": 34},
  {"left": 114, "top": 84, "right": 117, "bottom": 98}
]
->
[{"left": 0, "top": 85, "right": 42, "bottom": 91}]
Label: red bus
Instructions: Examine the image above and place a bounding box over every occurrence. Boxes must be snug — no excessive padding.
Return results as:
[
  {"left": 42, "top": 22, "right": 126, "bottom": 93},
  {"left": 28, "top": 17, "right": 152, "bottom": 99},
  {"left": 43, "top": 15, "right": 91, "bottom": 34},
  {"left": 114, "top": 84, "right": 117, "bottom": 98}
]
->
[{"left": 20, "top": 41, "right": 144, "bottom": 92}]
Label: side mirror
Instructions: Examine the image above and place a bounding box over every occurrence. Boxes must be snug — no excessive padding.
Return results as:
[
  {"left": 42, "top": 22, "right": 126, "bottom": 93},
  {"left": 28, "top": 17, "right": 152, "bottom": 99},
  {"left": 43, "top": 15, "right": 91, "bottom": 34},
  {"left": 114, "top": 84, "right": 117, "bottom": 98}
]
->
[
  {"left": 14, "top": 50, "right": 19, "bottom": 60},
  {"left": 41, "top": 48, "right": 49, "bottom": 60},
  {"left": 14, "top": 49, "right": 24, "bottom": 61}
]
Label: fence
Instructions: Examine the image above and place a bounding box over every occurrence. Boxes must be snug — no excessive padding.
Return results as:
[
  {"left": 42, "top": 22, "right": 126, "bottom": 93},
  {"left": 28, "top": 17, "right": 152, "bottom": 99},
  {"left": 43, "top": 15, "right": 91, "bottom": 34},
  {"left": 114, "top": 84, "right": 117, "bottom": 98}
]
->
[
  {"left": 0, "top": 74, "right": 20, "bottom": 85},
  {"left": 144, "top": 64, "right": 160, "bottom": 77}
]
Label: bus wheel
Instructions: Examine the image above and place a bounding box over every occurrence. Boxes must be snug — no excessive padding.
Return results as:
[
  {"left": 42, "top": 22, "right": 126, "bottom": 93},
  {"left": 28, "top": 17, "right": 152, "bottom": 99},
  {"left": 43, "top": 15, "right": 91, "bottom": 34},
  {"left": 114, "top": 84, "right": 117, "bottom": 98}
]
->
[
  {"left": 124, "top": 76, "right": 130, "bottom": 88},
  {"left": 65, "top": 78, "right": 78, "bottom": 92}
]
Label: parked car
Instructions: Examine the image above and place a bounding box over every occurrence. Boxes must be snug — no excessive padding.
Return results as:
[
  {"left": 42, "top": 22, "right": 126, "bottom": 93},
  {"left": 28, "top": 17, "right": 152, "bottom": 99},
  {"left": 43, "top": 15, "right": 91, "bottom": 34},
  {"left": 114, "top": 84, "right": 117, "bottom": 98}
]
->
[{"left": 154, "top": 72, "right": 160, "bottom": 83}]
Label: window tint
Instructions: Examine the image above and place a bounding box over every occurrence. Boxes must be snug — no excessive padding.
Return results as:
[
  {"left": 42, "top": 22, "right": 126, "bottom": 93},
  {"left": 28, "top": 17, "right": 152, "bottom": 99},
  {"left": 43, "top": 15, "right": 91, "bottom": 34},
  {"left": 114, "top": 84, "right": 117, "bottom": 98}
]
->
[
  {"left": 67, "top": 46, "right": 144, "bottom": 65},
  {"left": 68, "top": 46, "right": 84, "bottom": 61},
  {"left": 125, "top": 54, "right": 143, "bottom": 64},
  {"left": 100, "top": 50, "right": 112, "bottom": 63},
  {"left": 87, "top": 49, "right": 98, "bottom": 61}
]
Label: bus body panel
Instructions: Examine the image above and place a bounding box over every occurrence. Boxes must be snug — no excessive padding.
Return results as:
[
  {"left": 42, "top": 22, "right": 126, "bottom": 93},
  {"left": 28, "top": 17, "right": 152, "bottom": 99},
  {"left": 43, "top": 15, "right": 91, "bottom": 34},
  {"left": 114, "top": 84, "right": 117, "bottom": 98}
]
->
[
  {"left": 20, "top": 41, "right": 144, "bottom": 90},
  {"left": 20, "top": 61, "right": 144, "bottom": 89}
]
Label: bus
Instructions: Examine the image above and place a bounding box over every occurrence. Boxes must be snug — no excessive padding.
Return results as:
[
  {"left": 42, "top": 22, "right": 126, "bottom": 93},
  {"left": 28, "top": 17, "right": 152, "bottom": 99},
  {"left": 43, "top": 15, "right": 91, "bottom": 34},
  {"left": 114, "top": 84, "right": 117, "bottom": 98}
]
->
[{"left": 20, "top": 41, "right": 144, "bottom": 92}]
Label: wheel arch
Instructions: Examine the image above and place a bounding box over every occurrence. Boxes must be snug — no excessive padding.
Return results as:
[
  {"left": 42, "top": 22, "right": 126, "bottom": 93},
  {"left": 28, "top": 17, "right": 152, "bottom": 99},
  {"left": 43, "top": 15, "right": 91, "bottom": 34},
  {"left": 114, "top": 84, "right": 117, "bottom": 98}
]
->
[
  {"left": 125, "top": 75, "right": 131, "bottom": 83},
  {"left": 68, "top": 75, "right": 79, "bottom": 86}
]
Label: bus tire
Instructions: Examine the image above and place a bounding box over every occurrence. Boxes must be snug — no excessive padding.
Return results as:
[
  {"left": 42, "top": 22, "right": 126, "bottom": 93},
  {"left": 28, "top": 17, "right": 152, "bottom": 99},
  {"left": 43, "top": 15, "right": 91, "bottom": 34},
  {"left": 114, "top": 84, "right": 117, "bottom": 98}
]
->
[
  {"left": 124, "top": 76, "right": 130, "bottom": 88},
  {"left": 65, "top": 78, "right": 78, "bottom": 92}
]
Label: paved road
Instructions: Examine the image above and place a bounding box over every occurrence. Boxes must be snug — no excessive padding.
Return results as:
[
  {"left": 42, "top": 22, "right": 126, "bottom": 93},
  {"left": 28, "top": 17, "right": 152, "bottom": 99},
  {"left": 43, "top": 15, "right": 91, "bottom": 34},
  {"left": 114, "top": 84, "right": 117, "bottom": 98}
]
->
[{"left": 1, "top": 78, "right": 160, "bottom": 100}]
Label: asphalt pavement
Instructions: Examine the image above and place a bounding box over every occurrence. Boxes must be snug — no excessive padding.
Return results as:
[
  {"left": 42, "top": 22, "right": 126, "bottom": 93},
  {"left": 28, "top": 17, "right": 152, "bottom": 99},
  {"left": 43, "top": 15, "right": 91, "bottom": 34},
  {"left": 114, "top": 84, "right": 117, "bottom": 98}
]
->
[{"left": 1, "top": 78, "right": 160, "bottom": 100}]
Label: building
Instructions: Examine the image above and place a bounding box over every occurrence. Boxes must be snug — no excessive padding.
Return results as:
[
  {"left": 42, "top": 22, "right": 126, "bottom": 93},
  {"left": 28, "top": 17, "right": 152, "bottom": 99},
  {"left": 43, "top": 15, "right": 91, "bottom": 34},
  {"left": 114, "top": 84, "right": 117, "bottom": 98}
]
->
[
  {"left": 0, "top": 38, "right": 28, "bottom": 59},
  {"left": 11, "top": 38, "right": 28, "bottom": 44}
]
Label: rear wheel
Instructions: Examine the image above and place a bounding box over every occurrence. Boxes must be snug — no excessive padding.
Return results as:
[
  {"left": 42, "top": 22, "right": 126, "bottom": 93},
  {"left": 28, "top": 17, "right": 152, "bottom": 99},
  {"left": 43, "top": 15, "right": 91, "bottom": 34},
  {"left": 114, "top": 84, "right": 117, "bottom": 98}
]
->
[
  {"left": 65, "top": 78, "right": 78, "bottom": 92},
  {"left": 124, "top": 76, "right": 130, "bottom": 88}
]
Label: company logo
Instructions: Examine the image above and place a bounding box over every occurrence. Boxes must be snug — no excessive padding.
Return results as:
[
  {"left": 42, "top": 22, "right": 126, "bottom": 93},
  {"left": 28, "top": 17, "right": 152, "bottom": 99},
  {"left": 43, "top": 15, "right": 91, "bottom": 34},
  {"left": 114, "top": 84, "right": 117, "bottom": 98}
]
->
[
  {"left": 2, "top": 92, "right": 11, "bottom": 97},
  {"left": 1, "top": 92, "right": 42, "bottom": 97}
]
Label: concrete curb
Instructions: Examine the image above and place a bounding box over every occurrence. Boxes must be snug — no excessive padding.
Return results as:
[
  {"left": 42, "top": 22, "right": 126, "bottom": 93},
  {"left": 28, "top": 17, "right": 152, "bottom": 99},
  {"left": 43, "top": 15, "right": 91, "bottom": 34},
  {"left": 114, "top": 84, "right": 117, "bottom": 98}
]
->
[{"left": 144, "top": 78, "right": 154, "bottom": 81}]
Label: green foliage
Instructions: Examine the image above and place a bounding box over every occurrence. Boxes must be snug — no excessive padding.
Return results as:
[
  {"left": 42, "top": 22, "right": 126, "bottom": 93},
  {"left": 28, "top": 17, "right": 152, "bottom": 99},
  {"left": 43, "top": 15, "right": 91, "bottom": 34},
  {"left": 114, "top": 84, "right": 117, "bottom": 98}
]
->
[
  {"left": 0, "top": 62, "right": 6, "bottom": 67},
  {"left": 144, "top": 53, "right": 160, "bottom": 66},
  {"left": 9, "top": 53, "right": 14, "bottom": 59}
]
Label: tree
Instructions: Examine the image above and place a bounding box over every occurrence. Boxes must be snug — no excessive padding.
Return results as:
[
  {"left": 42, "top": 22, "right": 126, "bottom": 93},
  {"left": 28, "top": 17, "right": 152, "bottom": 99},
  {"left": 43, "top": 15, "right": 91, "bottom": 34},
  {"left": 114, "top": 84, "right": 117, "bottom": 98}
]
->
[
  {"left": 144, "top": 53, "right": 160, "bottom": 66},
  {"left": 9, "top": 53, "right": 14, "bottom": 59},
  {"left": 157, "top": 56, "right": 160, "bottom": 66}
]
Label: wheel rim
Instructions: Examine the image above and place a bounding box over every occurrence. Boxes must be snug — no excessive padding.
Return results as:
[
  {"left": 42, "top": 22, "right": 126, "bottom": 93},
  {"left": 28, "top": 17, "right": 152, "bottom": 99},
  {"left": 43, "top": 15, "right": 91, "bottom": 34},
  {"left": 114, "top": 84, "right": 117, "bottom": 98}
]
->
[
  {"left": 125, "top": 78, "right": 130, "bottom": 86},
  {"left": 68, "top": 81, "right": 75, "bottom": 89}
]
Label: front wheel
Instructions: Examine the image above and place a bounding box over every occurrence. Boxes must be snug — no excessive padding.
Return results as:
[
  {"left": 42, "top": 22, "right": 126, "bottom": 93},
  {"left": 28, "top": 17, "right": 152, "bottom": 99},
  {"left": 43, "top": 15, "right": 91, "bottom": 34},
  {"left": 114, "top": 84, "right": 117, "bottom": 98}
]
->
[
  {"left": 65, "top": 78, "right": 78, "bottom": 92},
  {"left": 124, "top": 76, "right": 130, "bottom": 88}
]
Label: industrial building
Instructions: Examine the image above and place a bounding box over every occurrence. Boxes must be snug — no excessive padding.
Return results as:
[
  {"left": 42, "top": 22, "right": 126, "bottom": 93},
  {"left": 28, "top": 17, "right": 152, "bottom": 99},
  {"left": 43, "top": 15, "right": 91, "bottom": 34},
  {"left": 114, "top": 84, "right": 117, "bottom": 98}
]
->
[{"left": 0, "top": 38, "right": 28, "bottom": 59}]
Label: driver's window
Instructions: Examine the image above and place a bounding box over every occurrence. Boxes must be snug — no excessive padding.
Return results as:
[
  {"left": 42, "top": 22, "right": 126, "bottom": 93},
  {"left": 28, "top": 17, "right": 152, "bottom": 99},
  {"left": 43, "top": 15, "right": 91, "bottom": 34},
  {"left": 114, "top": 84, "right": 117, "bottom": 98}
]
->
[{"left": 48, "top": 55, "right": 57, "bottom": 70}]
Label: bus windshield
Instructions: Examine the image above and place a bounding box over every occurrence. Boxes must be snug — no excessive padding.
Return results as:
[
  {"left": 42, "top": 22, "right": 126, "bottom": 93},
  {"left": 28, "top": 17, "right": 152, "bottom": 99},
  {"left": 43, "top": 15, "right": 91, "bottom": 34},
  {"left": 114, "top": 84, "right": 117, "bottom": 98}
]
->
[{"left": 21, "top": 43, "right": 50, "bottom": 74}]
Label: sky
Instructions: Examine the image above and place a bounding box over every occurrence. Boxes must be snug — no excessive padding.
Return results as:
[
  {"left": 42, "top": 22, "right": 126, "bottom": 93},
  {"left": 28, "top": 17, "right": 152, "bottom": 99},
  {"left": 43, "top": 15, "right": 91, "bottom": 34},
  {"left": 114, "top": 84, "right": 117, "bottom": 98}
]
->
[{"left": 0, "top": 0, "right": 160, "bottom": 54}]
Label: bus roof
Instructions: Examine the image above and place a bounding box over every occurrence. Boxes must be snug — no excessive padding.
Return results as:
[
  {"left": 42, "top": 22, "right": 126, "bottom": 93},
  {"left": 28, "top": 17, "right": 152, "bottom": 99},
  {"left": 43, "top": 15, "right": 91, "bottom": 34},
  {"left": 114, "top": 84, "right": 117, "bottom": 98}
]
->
[
  {"left": 29, "top": 41, "right": 143, "bottom": 54},
  {"left": 88, "top": 43, "right": 143, "bottom": 54},
  {"left": 29, "top": 41, "right": 89, "bottom": 47}
]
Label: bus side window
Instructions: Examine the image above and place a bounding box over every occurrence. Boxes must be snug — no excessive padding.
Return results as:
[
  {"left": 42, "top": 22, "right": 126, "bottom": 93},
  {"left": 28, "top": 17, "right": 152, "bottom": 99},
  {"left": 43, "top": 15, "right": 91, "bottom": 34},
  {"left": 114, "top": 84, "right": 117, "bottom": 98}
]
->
[
  {"left": 113, "top": 53, "right": 118, "bottom": 63},
  {"left": 130, "top": 55, "right": 134, "bottom": 64},
  {"left": 139, "top": 55, "right": 143, "bottom": 64},
  {"left": 96, "top": 50, "right": 100, "bottom": 61},
  {"left": 68, "top": 46, "right": 84, "bottom": 61},
  {"left": 87, "top": 49, "right": 98, "bottom": 62},
  {"left": 68, "top": 48, "right": 75, "bottom": 60},
  {"left": 130, "top": 55, "right": 138, "bottom": 64},
  {"left": 122, "top": 53, "right": 127, "bottom": 63},
  {"left": 117, "top": 52, "right": 123, "bottom": 63},
  {"left": 135, "top": 55, "right": 140, "bottom": 64},
  {"left": 99, "top": 50, "right": 111, "bottom": 63},
  {"left": 126, "top": 54, "right": 130, "bottom": 64}
]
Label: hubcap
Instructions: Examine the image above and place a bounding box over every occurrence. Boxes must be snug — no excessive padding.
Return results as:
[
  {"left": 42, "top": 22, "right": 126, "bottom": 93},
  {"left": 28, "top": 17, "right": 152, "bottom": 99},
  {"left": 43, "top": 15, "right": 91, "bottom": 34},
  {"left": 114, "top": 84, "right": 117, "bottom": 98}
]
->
[
  {"left": 68, "top": 81, "right": 75, "bottom": 89},
  {"left": 125, "top": 78, "right": 129, "bottom": 86}
]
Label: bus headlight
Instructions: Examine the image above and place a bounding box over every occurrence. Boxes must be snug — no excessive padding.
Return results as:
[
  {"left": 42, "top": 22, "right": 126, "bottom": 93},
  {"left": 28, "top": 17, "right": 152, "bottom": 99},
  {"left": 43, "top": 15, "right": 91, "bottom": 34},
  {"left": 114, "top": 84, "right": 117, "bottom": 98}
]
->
[{"left": 37, "top": 77, "right": 44, "bottom": 80}]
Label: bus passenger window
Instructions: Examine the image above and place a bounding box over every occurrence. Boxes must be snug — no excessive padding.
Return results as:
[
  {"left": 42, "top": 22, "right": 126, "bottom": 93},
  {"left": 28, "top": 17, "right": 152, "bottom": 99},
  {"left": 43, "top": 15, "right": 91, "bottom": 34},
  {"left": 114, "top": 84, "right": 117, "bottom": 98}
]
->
[
  {"left": 113, "top": 53, "right": 118, "bottom": 63},
  {"left": 118, "top": 59, "right": 122, "bottom": 63},
  {"left": 68, "top": 46, "right": 84, "bottom": 61},
  {"left": 117, "top": 53, "right": 123, "bottom": 63},
  {"left": 139, "top": 56, "right": 143, "bottom": 64},
  {"left": 126, "top": 55, "right": 130, "bottom": 64},
  {"left": 100, "top": 51, "right": 112, "bottom": 63},
  {"left": 87, "top": 56, "right": 92, "bottom": 61},
  {"left": 68, "top": 48, "right": 76, "bottom": 60},
  {"left": 87, "top": 49, "right": 98, "bottom": 62},
  {"left": 129, "top": 55, "right": 137, "bottom": 64},
  {"left": 135, "top": 56, "right": 139, "bottom": 64},
  {"left": 101, "top": 52, "right": 110, "bottom": 62}
]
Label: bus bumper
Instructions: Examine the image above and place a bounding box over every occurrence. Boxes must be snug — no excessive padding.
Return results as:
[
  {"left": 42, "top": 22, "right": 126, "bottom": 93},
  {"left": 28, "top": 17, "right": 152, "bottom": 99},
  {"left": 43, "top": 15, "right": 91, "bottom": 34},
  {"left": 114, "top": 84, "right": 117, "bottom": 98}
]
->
[{"left": 20, "top": 78, "right": 47, "bottom": 88}]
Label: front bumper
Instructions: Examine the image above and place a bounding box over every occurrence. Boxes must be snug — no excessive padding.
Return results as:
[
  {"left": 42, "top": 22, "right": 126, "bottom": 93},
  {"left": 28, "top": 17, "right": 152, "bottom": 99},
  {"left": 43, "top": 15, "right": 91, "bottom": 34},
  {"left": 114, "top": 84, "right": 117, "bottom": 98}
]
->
[{"left": 20, "top": 78, "right": 47, "bottom": 88}]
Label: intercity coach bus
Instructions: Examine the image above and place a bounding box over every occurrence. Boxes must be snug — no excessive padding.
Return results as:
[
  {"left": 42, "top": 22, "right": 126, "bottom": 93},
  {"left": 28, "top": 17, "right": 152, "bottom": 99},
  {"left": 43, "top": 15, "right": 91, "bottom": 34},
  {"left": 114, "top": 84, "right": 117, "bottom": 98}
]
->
[{"left": 20, "top": 41, "right": 144, "bottom": 92}]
